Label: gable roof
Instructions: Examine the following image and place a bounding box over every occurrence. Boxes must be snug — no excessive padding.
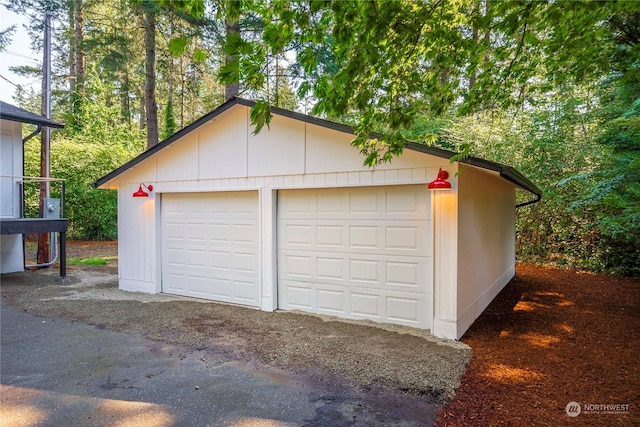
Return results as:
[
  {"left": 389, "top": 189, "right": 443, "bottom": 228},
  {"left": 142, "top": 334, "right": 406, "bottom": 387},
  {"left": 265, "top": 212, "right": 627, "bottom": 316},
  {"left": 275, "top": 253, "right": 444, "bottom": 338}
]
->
[
  {"left": 0, "top": 101, "right": 64, "bottom": 128},
  {"left": 92, "top": 97, "right": 541, "bottom": 202}
]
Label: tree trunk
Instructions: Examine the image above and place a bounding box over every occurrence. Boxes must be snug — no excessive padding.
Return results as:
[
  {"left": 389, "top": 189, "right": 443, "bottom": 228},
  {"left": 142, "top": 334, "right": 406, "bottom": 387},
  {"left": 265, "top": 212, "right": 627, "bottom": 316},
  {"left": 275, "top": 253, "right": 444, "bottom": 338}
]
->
[
  {"left": 180, "top": 55, "right": 186, "bottom": 128},
  {"left": 144, "top": 6, "right": 159, "bottom": 148},
  {"left": 68, "top": 0, "right": 75, "bottom": 96},
  {"left": 120, "top": 67, "right": 131, "bottom": 125},
  {"left": 74, "top": 0, "right": 85, "bottom": 94},
  {"left": 469, "top": 21, "right": 478, "bottom": 91},
  {"left": 67, "top": 0, "right": 85, "bottom": 131},
  {"left": 224, "top": 16, "right": 239, "bottom": 100}
]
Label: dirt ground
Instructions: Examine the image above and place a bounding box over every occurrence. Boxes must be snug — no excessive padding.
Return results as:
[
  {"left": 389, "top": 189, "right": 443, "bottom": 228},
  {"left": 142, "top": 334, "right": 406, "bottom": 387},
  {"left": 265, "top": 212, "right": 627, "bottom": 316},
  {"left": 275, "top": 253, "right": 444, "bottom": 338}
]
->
[
  {"left": 3, "top": 241, "right": 639, "bottom": 426},
  {"left": 2, "top": 241, "right": 470, "bottom": 424}
]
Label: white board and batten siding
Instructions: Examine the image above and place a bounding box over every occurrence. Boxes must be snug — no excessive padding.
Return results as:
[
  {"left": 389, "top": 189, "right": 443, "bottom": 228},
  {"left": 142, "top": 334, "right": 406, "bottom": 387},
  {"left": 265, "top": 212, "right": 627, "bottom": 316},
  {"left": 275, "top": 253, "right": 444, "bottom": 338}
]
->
[
  {"left": 278, "top": 185, "right": 433, "bottom": 328},
  {"left": 1, "top": 119, "right": 25, "bottom": 273},
  {"left": 116, "top": 174, "right": 159, "bottom": 293}
]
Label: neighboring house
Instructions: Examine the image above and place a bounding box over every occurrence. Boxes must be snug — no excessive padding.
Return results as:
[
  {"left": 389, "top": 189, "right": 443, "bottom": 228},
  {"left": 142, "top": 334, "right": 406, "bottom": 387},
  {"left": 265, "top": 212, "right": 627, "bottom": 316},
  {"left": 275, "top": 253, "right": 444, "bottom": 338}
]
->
[
  {"left": 0, "top": 101, "right": 68, "bottom": 277},
  {"left": 94, "top": 97, "right": 541, "bottom": 340}
]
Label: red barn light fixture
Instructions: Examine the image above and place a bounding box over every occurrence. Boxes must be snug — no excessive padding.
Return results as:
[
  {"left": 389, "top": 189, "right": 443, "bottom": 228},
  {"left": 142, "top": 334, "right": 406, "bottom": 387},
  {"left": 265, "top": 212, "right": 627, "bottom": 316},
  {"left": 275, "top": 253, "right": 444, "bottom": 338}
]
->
[
  {"left": 428, "top": 168, "right": 451, "bottom": 190},
  {"left": 133, "top": 183, "right": 153, "bottom": 198}
]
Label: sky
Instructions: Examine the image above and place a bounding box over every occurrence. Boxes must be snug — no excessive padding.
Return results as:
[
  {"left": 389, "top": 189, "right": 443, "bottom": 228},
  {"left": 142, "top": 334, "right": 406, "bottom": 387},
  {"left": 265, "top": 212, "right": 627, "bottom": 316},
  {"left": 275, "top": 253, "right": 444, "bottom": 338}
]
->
[{"left": 1, "top": 6, "right": 41, "bottom": 103}]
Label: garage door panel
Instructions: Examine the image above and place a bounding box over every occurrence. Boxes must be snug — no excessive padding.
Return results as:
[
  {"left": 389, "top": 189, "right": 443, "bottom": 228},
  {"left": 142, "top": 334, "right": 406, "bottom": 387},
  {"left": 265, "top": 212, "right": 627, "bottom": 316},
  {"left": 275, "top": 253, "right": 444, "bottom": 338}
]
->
[
  {"left": 182, "top": 275, "right": 209, "bottom": 296},
  {"left": 386, "top": 258, "right": 432, "bottom": 292},
  {"left": 280, "top": 188, "right": 429, "bottom": 220},
  {"left": 234, "top": 251, "right": 259, "bottom": 274},
  {"left": 209, "top": 223, "right": 230, "bottom": 243},
  {"left": 349, "top": 192, "right": 380, "bottom": 215},
  {"left": 386, "top": 226, "right": 419, "bottom": 250},
  {"left": 165, "top": 247, "right": 186, "bottom": 267},
  {"left": 209, "top": 250, "right": 231, "bottom": 271},
  {"left": 235, "top": 280, "right": 262, "bottom": 302},
  {"left": 349, "top": 258, "right": 382, "bottom": 285},
  {"left": 285, "top": 285, "right": 313, "bottom": 309},
  {"left": 279, "top": 280, "right": 427, "bottom": 326},
  {"left": 350, "top": 293, "right": 380, "bottom": 318},
  {"left": 279, "top": 220, "right": 429, "bottom": 256},
  {"left": 278, "top": 185, "right": 432, "bottom": 329},
  {"left": 208, "top": 276, "right": 230, "bottom": 292},
  {"left": 316, "top": 256, "right": 344, "bottom": 280},
  {"left": 283, "top": 254, "right": 313, "bottom": 278},
  {"left": 187, "top": 223, "right": 207, "bottom": 241},
  {"left": 386, "top": 261, "right": 419, "bottom": 288},
  {"left": 186, "top": 248, "right": 207, "bottom": 269},
  {"left": 280, "top": 250, "right": 429, "bottom": 292},
  {"left": 317, "top": 192, "right": 344, "bottom": 213},
  {"left": 387, "top": 297, "right": 421, "bottom": 323},
  {"left": 349, "top": 226, "right": 379, "bottom": 249},
  {"left": 162, "top": 192, "right": 260, "bottom": 307},
  {"left": 317, "top": 225, "right": 344, "bottom": 247},
  {"left": 281, "top": 192, "right": 312, "bottom": 214},
  {"left": 386, "top": 189, "right": 425, "bottom": 215},
  {"left": 284, "top": 224, "right": 313, "bottom": 246},
  {"left": 233, "top": 223, "right": 258, "bottom": 244},
  {"left": 317, "top": 289, "right": 345, "bottom": 313},
  {"left": 164, "top": 221, "right": 186, "bottom": 239}
]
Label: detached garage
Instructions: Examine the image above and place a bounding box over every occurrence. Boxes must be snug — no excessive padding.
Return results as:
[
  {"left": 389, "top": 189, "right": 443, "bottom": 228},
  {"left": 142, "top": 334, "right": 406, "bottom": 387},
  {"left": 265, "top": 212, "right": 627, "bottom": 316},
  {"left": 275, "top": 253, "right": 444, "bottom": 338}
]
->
[{"left": 94, "top": 97, "right": 540, "bottom": 340}]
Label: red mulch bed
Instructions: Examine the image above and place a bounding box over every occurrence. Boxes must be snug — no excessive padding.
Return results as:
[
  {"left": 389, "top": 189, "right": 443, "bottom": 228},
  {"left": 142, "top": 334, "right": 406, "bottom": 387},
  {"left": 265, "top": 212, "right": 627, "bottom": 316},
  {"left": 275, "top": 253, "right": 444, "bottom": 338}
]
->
[{"left": 435, "top": 263, "right": 640, "bottom": 426}]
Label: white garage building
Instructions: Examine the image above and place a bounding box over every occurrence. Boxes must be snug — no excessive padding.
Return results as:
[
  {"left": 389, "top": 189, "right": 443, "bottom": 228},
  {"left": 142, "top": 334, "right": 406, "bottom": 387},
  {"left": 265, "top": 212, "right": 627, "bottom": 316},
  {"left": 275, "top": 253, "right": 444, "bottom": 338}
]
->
[{"left": 94, "top": 98, "right": 540, "bottom": 340}]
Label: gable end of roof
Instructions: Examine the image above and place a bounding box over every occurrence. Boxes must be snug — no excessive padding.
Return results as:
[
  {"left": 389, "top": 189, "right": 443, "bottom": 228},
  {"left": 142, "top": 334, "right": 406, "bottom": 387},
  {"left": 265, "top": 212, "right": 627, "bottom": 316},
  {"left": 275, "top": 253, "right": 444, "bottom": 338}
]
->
[{"left": 92, "top": 97, "right": 541, "bottom": 201}]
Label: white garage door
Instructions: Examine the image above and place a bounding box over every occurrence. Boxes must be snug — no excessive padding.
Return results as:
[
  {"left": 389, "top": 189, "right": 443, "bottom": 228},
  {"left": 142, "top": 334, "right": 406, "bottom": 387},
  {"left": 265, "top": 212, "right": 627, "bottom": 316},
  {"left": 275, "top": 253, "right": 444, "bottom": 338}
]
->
[
  {"left": 278, "top": 185, "right": 432, "bottom": 328},
  {"left": 161, "top": 191, "right": 260, "bottom": 307}
]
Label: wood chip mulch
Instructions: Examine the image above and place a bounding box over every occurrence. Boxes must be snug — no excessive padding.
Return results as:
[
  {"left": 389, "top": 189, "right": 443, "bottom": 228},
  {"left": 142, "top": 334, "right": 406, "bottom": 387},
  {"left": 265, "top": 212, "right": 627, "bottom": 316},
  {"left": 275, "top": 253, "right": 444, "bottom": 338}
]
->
[{"left": 434, "top": 263, "right": 640, "bottom": 426}]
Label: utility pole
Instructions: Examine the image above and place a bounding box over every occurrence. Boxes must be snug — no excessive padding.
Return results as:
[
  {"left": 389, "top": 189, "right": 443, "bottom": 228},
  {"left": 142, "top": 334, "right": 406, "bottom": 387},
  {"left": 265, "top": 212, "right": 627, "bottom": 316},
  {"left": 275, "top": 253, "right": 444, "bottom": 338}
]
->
[{"left": 37, "top": 9, "right": 52, "bottom": 265}]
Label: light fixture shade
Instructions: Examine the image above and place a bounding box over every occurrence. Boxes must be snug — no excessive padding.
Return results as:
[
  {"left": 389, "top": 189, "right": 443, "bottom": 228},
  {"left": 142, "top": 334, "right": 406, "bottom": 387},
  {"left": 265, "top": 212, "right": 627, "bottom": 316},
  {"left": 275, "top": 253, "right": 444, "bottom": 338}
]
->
[
  {"left": 428, "top": 168, "right": 451, "bottom": 190},
  {"left": 133, "top": 183, "right": 153, "bottom": 198}
]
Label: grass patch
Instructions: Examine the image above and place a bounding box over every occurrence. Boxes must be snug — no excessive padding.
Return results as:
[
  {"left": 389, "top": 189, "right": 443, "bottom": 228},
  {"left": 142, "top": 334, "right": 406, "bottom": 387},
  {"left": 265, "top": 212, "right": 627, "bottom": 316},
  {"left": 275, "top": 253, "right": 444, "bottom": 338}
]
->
[{"left": 68, "top": 257, "right": 111, "bottom": 266}]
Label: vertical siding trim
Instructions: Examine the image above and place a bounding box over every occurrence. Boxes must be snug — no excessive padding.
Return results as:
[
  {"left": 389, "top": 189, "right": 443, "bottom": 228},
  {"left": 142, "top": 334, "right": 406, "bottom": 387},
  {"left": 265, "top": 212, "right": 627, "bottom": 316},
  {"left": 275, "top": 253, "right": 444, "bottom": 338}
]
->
[
  {"left": 196, "top": 131, "right": 200, "bottom": 179},
  {"left": 245, "top": 107, "right": 250, "bottom": 177},
  {"left": 154, "top": 192, "right": 162, "bottom": 293},
  {"left": 431, "top": 165, "right": 460, "bottom": 340},
  {"left": 260, "top": 188, "right": 278, "bottom": 311}
]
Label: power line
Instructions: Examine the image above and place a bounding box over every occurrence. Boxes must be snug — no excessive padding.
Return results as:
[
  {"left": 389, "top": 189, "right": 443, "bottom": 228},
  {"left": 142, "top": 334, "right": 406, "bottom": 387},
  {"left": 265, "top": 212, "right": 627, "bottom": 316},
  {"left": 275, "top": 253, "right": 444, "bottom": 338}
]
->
[
  {"left": 2, "top": 49, "right": 40, "bottom": 63},
  {"left": 0, "top": 73, "right": 22, "bottom": 88}
]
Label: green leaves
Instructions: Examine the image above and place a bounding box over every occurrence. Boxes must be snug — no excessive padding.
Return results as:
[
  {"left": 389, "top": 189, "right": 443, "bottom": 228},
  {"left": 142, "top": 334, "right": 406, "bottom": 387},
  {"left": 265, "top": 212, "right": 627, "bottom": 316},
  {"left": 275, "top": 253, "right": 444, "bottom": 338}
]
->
[
  {"left": 263, "top": 22, "right": 294, "bottom": 52},
  {"left": 167, "top": 35, "right": 208, "bottom": 62},
  {"left": 168, "top": 36, "right": 189, "bottom": 56},
  {"left": 250, "top": 99, "right": 272, "bottom": 134},
  {"left": 158, "top": 0, "right": 205, "bottom": 18},
  {"left": 193, "top": 48, "right": 207, "bottom": 62},
  {"left": 16, "top": 0, "right": 636, "bottom": 270}
]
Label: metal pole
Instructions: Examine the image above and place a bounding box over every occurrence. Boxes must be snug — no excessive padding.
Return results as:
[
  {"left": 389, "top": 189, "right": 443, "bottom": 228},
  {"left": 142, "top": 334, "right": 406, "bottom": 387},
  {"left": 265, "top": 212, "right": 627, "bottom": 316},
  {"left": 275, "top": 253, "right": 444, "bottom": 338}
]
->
[
  {"left": 44, "top": 9, "right": 51, "bottom": 198},
  {"left": 38, "top": 10, "right": 52, "bottom": 265}
]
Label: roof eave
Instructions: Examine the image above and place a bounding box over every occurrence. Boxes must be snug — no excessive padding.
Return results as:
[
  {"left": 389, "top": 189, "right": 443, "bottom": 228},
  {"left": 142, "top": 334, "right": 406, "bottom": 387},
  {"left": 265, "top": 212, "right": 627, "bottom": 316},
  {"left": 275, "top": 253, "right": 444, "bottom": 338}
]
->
[{"left": 0, "top": 101, "right": 64, "bottom": 128}]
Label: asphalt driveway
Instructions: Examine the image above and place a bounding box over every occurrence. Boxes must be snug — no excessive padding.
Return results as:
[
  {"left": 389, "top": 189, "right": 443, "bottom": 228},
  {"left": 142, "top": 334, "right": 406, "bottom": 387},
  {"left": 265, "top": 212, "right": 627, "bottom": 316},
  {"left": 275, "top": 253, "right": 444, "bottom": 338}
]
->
[{"left": 0, "top": 273, "right": 447, "bottom": 427}]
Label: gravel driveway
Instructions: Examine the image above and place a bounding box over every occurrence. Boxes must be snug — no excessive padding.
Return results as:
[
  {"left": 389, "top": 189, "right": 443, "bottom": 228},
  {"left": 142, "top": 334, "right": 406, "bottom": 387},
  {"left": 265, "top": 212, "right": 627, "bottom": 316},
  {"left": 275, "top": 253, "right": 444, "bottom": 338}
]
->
[{"left": 1, "top": 263, "right": 470, "bottom": 417}]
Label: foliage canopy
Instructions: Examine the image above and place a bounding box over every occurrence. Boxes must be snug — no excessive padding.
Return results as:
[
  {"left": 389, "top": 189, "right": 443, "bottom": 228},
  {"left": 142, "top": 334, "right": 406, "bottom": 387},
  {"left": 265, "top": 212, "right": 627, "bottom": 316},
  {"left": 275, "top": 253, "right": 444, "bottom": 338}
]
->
[{"left": 5, "top": 0, "right": 639, "bottom": 274}]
